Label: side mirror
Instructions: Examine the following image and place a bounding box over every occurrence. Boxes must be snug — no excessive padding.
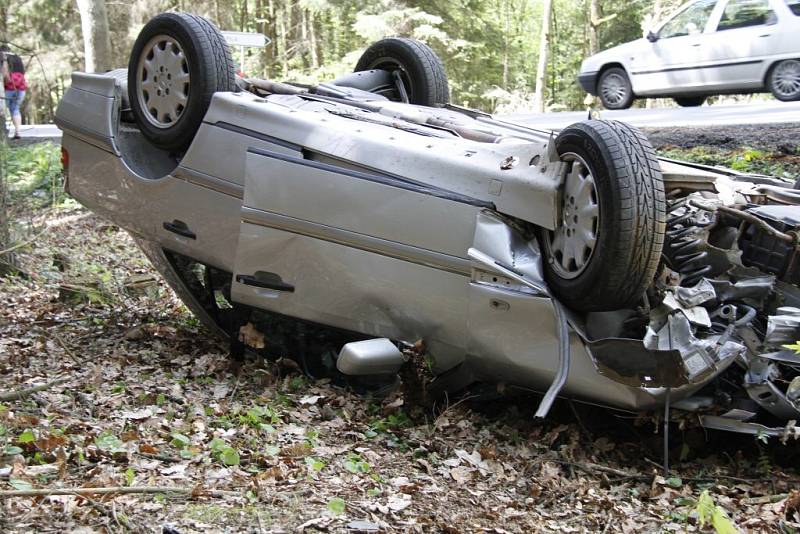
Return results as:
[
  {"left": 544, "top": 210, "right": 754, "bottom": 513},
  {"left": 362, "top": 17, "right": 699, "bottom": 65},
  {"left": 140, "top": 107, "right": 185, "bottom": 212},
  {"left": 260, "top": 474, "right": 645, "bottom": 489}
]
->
[{"left": 646, "top": 30, "right": 659, "bottom": 42}]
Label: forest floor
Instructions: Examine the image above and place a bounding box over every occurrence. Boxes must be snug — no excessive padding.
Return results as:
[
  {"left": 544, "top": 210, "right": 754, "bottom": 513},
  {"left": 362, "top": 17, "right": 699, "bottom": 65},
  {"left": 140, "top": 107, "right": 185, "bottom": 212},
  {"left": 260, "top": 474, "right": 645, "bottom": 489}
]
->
[{"left": 1, "top": 142, "right": 800, "bottom": 533}]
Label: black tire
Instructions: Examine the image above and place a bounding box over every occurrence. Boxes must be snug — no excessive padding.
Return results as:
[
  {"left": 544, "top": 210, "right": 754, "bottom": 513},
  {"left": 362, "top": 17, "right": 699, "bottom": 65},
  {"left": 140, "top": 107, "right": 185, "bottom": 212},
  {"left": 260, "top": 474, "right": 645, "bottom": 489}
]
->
[
  {"left": 767, "top": 59, "right": 800, "bottom": 102},
  {"left": 542, "top": 120, "right": 666, "bottom": 311},
  {"left": 597, "top": 67, "right": 634, "bottom": 110},
  {"left": 674, "top": 96, "right": 706, "bottom": 107},
  {"left": 128, "top": 13, "right": 235, "bottom": 152},
  {"left": 354, "top": 37, "right": 449, "bottom": 107}
]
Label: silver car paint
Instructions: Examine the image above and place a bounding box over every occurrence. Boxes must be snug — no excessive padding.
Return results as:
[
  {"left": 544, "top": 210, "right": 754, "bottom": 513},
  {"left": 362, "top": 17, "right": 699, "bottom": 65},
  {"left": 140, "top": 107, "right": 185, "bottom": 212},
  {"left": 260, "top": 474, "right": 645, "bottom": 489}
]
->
[{"left": 57, "top": 71, "right": 729, "bottom": 412}]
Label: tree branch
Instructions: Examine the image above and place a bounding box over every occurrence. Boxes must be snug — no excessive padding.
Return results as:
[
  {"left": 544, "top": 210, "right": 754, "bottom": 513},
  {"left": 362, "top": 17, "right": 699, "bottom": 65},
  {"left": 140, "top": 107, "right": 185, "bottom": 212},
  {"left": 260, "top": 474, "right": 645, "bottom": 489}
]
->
[
  {"left": 0, "top": 486, "right": 239, "bottom": 498},
  {"left": 0, "top": 377, "right": 69, "bottom": 402}
]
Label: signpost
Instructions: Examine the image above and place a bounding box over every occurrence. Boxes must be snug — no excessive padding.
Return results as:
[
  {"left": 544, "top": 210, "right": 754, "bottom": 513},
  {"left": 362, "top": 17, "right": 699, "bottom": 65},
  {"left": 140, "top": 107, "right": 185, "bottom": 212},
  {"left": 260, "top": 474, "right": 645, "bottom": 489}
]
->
[{"left": 221, "top": 31, "right": 270, "bottom": 76}]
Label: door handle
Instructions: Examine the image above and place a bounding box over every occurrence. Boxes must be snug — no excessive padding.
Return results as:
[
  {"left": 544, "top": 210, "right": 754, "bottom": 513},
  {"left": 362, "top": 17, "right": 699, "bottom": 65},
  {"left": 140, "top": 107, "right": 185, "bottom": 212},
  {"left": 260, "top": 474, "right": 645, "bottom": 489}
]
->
[
  {"left": 691, "top": 43, "right": 701, "bottom": 47},
  {"left": 236, "top": 273, "right": 295, "bottom": 292},
  {"left": 759, "top": 33, "right": 771, "bottom": 37},
  {"left": 162, "top": 219, "right": 196, "bottom": 240}
]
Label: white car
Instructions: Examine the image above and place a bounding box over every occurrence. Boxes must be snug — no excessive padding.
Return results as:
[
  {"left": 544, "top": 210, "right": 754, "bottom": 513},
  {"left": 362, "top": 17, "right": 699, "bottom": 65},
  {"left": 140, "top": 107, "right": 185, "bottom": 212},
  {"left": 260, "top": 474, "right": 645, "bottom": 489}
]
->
[{"left": 578, "top": 0, "right": 800, "bottom": 109}]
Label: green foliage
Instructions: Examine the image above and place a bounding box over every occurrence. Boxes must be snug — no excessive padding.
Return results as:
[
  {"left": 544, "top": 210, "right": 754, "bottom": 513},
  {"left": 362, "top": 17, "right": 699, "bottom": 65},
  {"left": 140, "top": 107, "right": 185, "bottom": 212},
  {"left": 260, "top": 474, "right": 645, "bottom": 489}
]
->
[
  {"left": 5, "top": 143, "right": 64, "bottom": 208},
  {"left": 124, "top": 467, "right": 136, "bottom": 486},
  {"left": 94, "top": 432, "right": 126, "bottom": 454},
  {"left": 209, "top": 437, "right": 241, "bottom": 466},
  {"left": 327, "top": 497, "right": 346, "bottom": 515},
  {"left": 171, "top": 433, "right": 191, "bottom": 449},
  {"left": 17, "top": 429, "right": 36, "bottom": 444},
  {"left": 659, "top": 146, "right": 800, "bottom": 179},
  {"left": 305, "top": 456, "right": 326, "bottom": 473},
  {"left": 238, "top": 404, "right": 281, "bottom": 430},
  {"left": 695, "top": 490, "right": 738, "bottom": 534},
  {"left": 370, "top": 411, "right": 412, "bottom": 433},
  {"left": 12, "top": 0, "right": 668, "bottom": 121},
  {"left": 343, "top": 453, "right": 371, "bottom": 474},
  {"left": 9, "top": 478, "right": 33, "bottom": 491}
]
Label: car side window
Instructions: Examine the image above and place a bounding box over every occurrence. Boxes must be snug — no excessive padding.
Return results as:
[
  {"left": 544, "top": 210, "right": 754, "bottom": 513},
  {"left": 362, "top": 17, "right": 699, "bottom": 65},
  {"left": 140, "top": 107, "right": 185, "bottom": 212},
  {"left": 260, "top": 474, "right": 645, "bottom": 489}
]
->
[
  {"left": 786, "top": 0, "right": 800, "bottom": 16},
  {"left": 659, "top": 0, "right": 718, "bottom": 39},
  {"left": 717, "top": 0, "right": 776, "bottom": 30}
]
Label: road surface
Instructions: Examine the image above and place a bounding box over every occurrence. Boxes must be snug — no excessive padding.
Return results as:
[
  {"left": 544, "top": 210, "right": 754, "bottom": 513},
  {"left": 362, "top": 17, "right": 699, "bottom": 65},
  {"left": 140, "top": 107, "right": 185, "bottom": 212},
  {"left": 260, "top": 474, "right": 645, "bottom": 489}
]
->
[
  {"left": 12, "top": 100, "right": 800, "bottom": 142},
  {"left": 15, "top": 124, "right": 61, "bottom": 139},
  {"left": 505, "top": 100, "right": 800, "bottom": 131}
]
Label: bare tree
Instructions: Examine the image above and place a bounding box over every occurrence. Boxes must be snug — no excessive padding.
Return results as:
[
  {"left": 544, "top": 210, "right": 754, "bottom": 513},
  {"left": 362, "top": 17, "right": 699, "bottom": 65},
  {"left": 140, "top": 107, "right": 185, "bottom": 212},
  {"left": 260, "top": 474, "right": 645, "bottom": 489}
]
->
[
  {"left": 532, "top": 0, "right": 553, "bottom": 113},
  {"left": 76, "top": 0, "right": 113, "bottom": 73}
]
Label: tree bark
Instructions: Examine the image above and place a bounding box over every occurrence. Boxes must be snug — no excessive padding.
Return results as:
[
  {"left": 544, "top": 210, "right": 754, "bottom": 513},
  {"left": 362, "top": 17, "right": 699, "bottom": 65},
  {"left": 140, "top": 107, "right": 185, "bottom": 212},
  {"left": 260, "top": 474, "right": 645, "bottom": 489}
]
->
[
  {"left": 532, "top": 0, "right": 553, "bottom": 113},
  {"left": 0, "top": 99, "right": 12, "bottom": 276},
  {"left": 76, "top": 0, "right": 113, "bottom": 73},
  {"left": 588, "top": 0, "right": 600, "bottom": 56}
]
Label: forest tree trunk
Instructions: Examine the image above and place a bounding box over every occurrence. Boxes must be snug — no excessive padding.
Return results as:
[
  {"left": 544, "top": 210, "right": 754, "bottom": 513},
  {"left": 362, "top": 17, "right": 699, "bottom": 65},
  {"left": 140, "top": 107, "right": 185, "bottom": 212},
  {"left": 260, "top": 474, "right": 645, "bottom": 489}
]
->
[
  {"left": 589, "top": 0, "right": 600, "bottom": 56},
  {"left": 0, "top": 104, "right": 13, "bottom": 276},
  {"left": 532, "top": 0, "right": 553, "bottom": 113},
  {"left": 76, "top": 0, "right": 113, "bottom": 73}
]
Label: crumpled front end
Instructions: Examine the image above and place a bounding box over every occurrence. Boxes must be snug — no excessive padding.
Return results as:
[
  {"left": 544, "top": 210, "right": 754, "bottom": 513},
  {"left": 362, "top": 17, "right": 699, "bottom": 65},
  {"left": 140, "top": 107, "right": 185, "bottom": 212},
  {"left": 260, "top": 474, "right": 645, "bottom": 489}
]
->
[{"left": 643, "top": 171, "right": 800, "bottom": 437}]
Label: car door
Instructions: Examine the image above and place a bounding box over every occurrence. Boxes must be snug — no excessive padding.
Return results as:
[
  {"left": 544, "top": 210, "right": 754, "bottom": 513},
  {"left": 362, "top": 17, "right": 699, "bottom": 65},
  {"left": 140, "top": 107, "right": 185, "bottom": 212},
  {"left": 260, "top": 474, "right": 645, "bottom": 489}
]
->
[
  {"left": 700, "top": 0, "right": 780, "bottom": 89},
  {"left": 631, "top": 0, "right": 721, "bottom": 94},
  {"left": 229, "top": 145, "right": 483, "bottom": 370}
]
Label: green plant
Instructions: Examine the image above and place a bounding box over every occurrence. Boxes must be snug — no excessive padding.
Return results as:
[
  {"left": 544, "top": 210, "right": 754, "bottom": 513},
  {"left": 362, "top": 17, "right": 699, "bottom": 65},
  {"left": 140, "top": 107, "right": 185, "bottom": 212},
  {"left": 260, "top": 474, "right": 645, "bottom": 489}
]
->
[
  {"left": 327, "top": 497, "right": 346, "bottom": 515},
  {"left": 6, "top": 142, "right": 64, "bottom": 207},
  {"left": 238, "top": 404, "right": 281, "bottom": 430},
  {"left": 695, "top": 490, "right": 738, "bottom": 534},
  {"left": 94, "top": 432, "right": 125, "bottom": 454},
  {"left": 124, "top": 467, "right": 135, "bottom": 486},
  {"left": 209, "top": 437, "right": 240, "bottom": 466},
  {"left": 343, "top": 453, "right": 370, "bottom": 474}
]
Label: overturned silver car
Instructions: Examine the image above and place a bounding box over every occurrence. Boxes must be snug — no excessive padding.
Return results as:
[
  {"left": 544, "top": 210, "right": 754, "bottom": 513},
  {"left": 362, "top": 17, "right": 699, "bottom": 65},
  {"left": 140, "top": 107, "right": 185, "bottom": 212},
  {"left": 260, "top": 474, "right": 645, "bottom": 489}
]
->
[{"left": 56, "top": 13, "right": 800, "bottom": 437}]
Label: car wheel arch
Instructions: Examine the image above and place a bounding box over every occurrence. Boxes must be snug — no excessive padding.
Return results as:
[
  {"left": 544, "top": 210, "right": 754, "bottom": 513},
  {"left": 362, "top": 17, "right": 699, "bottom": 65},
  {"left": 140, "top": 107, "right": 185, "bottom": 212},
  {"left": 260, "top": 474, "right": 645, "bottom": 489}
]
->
[
  {"left": 764, "top": 57, "right": 800, "bottom": 88},
  {"left": 596, "top": 62, "right": 632, "bottom": 94}
]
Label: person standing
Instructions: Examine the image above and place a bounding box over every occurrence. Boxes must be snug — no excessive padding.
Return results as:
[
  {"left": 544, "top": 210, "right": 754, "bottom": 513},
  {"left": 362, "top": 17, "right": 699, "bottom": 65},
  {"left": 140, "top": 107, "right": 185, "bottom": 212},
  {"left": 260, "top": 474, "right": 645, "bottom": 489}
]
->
[{"left": 1, "top": 45, "right": 28, "bottom": 140}]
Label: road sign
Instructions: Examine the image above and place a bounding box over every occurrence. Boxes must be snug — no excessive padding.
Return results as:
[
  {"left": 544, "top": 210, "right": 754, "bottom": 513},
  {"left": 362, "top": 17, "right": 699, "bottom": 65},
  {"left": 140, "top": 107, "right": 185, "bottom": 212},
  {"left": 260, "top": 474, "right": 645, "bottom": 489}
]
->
[{"left": 221, "top": 31, "right": 270, "bottom": 48}]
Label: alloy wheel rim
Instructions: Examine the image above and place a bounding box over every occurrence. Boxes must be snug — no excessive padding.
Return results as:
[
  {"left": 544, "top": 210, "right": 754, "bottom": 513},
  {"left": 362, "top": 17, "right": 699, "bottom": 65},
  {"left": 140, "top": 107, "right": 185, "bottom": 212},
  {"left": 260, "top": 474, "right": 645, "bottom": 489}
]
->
[
  {"left": 136, "top": 35, "right": 191, "bottom": 129},
  {"left": 545, "top": 153, "right": 601, "bottom": 279},
  {"left": 600, "top": 73, "right": 628, "bottom": 106},
  {"left": 773, "top": 60, "right": 800, "bottom": 99}
]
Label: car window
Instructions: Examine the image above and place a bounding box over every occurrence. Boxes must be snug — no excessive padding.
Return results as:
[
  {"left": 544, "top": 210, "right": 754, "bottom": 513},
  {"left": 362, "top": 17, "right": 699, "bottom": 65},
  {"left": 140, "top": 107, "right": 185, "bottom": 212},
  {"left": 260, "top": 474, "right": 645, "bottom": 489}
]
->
[
  {"left": 717, "top": 0, "right": 776, "bottom": 30},
  {"left": 659, "top": 0, "right": 718, "bottom": 39},
  {"left": 786, "top": 0, "right": 800, "bottom": 16}
]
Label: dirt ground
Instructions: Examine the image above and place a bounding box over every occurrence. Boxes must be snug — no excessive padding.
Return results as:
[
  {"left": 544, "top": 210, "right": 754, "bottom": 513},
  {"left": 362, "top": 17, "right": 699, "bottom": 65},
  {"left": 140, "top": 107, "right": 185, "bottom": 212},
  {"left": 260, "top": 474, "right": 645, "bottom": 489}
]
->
[
  {"left": 644, "top": 123, "right": 800, "bottom": 155},
  {"left": 2, "top": 144, "right": 800, "bottom": 533}
]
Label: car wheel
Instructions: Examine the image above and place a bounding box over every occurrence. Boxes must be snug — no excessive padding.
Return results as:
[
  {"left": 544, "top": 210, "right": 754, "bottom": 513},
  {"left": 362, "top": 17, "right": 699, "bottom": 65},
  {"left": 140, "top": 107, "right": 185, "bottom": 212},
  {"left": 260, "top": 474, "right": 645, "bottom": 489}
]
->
[
  {"left": 597, "top": 67, "right": 634, "bottom": 110},
  {"left": 542, "top": 120, "right": 665, "bottom": 312},
  {"left": 674, "top": 96, "right": 706, "bottom": 107},
  {"left": 128, "top": 13, "right": 235, "bottom": 152},
  {"left": 768, "top": 59, "right": 800, "bottom": 102},
  {"left": 354, "top": 37, "right": 449, "bottom": 107}
]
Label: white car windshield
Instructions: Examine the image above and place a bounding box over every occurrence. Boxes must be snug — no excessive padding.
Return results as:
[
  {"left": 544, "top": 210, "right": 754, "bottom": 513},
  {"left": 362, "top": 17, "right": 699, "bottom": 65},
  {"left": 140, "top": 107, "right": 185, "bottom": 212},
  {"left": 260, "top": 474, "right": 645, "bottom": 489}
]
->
[{"left": 659, "top": 0, "right": 717, "bottom": 38}]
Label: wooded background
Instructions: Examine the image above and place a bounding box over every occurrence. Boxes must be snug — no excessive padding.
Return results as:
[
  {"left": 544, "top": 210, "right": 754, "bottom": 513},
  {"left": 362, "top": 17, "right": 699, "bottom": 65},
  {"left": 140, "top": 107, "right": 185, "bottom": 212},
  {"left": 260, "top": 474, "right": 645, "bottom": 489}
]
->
[{"left": 1, "top": 0, "right": 683, "bottom": 124}]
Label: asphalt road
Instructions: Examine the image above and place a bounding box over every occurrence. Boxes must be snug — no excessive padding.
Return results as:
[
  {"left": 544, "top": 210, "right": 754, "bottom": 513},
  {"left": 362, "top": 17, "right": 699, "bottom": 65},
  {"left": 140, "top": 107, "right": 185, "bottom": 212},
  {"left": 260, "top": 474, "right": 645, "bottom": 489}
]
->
[
  {"left": 13, "top": 99, "right": 800, "bottom": 141},
  {"left": 15, "top": 124, "right": 62, "bottom": 139},
  {"left": 505, "top": 100, "right": 800, "bottom": 131}
]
